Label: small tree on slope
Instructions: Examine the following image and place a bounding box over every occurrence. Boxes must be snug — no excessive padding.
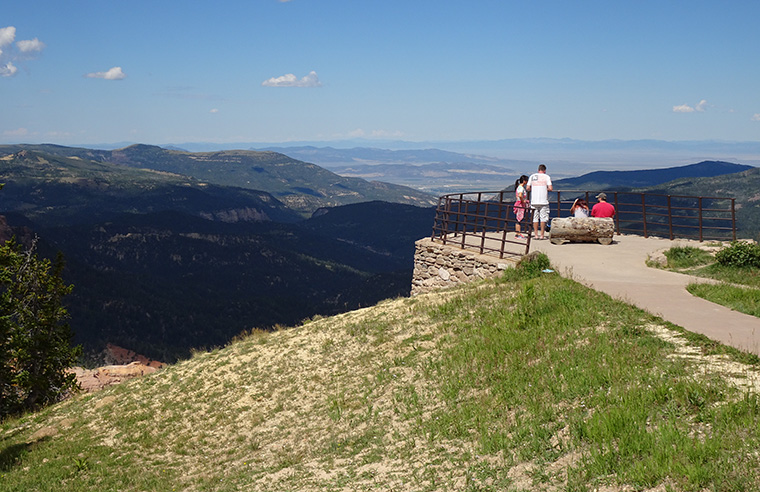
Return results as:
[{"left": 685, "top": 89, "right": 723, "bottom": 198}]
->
[{"left": 0, "top": 237, "right": 81, "bottom": 417}]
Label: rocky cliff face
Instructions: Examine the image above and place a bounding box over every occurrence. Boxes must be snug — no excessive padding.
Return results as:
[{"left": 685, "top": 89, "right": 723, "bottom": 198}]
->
[
  {"left": 70, "top": 362, "right": 159, "bottom": 393},
  {"left": 69, "top": 344, "right": 165, "bottom": 394}
]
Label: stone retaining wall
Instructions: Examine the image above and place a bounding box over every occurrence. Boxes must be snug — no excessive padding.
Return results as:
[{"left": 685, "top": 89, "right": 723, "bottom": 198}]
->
[{"left": 411, "top": 238, "right": 519, "bottom": 296}]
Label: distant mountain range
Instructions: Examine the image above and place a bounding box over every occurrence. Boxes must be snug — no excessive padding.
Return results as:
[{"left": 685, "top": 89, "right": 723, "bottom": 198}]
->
[
  {"left": 553, "top": 161, "right": 754, "bottom": 190},
  {"left": 147, "top": 137, "right": 760, "bottom": 156},
  {"left": 166, "top": 138, "right": 760, "bottom": 171},
  {"left": 0, "top": 149, "right": 302, "bottom": 227},
  {"left": 257, "top": 145, "right": 520, "bottom": 167},
  {"left": 0, "top": 144, "right": 437, "bottom": 216},
  {"left": 256, "top": 146, "right": 534, "bottom": 194},
  {"left": 68, "top": 138, "right": 760, "bottom": 180}
]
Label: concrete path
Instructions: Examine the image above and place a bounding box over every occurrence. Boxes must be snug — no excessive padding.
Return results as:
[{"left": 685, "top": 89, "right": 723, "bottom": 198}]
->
[{"left": 529, "top": 235, "right": 760, "bottom": 357}]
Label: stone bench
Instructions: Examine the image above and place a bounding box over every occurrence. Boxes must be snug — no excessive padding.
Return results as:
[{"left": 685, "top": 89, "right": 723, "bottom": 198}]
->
[{"left": 549, "top": 217, "right": 614, "bottom": 245}]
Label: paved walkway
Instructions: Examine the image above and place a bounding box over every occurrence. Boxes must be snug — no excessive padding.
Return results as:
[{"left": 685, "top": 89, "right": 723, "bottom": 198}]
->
[{"left": 529, "top": 235, "right": 760, "bottom": 357}]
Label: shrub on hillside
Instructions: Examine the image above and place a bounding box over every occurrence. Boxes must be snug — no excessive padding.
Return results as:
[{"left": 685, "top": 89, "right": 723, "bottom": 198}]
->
[
  {"left": 510, "top": 252, "right": 553, "bottom": 279},
  {"left": 715, "top": 241, "right": 760, "bottom": 269},
  {"left": 1, "top": 239, "right": 81, "bottom": 417}
]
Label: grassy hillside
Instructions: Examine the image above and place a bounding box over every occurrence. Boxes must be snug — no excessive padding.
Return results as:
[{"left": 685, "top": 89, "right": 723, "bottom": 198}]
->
[{"left": 3, "top": 259, "right": 759, "bottom": 491}]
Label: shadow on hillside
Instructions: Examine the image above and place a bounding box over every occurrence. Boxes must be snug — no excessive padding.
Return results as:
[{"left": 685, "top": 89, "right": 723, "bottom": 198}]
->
[{"left": 0, "top": 442, "right": 34, "bottom": 471}]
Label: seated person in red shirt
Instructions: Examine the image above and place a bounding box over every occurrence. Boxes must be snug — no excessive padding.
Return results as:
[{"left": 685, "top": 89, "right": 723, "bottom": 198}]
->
[{"left": 591, "top": 192, "right": 615, "bottom": 218}]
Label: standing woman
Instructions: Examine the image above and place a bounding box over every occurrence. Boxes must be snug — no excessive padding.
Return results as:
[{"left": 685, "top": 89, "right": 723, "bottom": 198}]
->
[{"left": 513, "top": 175, "right": 529, "bottom": 238}]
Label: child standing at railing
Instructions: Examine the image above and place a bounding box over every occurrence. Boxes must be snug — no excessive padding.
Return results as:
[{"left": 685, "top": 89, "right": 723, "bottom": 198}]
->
[{"left": 513, "top": 175, "right": 529, "bottom": 238}]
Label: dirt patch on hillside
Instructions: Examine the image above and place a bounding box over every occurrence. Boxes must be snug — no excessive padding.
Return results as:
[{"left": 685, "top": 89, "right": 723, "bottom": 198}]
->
[{"left": 648, "top": 324, "right": 760, "bottom": 394}]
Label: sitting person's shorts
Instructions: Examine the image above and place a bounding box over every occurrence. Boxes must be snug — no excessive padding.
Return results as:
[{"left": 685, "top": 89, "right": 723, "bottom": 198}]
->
[{"left": 531, "top": 203, "right": 550, "bottom": 222}]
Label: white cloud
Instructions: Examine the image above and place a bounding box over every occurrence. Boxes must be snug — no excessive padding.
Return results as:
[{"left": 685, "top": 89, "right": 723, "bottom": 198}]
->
[
  {"left": 210, "top": 108, "right": 219, "bottom": 113},
  {"left": 0, "top": 26, "right": 15, "bottom": 47},
  {"left": 0, "top": 62, "right": 17, "bottom": 77},
  {"left": 752, "top": 114, "right": 760, "bottom": 122},
  {"left": 1, "top": 26, "right": 45, "bottom": 78},
  {"left": 261, "top": 70, "right": 322, "bottom": 87},
  {"left": 86, "top": 66, "right": 126, "bottom": 80},
  {"left": 673, "top": 103, "right": 695, "bottom": 113},
  {"left": 673, "top": 99, "right": 708, "bottom": 113},
  {"left": 3, "top": 127, "right": 29, "bottom": 137},
  {"left": 16, "top": 37, "right": 45, "bottom": 53}
]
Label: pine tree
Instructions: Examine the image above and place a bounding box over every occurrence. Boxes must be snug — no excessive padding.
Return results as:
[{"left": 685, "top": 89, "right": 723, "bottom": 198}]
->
[{"left": 0, "top": 238, "right": 81, "bottom": 417}]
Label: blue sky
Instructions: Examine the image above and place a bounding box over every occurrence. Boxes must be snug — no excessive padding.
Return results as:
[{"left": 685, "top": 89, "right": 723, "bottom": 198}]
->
[{"left": 2, "top": 0, "right": 759, "bottom": 146}]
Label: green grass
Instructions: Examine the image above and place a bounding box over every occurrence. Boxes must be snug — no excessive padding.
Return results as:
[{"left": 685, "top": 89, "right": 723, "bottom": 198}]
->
[
  {"left": 696, "top": 263, "right": 760, "bottom": 289},
  {"left": 658, "top": 245, "right": 760, "bottom": 318},
  {"left": 2, "top": 255, "right": 760, "bottom": 491},
  {"left": 663, "top": 246, "right": 714, "bottom": 269},
  {"left": 688, "top": 282, "right": 760, "bottom": 317},
  {"left": 423, "top": 265, "right": 760, "bottom": 490}
]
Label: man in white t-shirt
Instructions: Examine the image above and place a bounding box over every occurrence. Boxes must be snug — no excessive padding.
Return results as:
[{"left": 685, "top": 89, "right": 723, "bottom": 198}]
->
[{"left": 526, "top": 164, "right": 553, "bottom": 240}]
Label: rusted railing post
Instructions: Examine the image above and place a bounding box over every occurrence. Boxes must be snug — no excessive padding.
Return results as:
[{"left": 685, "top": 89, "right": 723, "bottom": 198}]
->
[
  {"left": 500, "top": 201, "right": 508, "bottom": 259},
  {"left": 480, "top": 199, "right": 488, "bottom": 254},
  {"left": 445, "top": 196, "right": 454, "bottom": 244},
  {"left": 524, "top": 208, "right": 533, "bottom": 255},
  {"left": 698, "top": 197, "right": 703, "bottom": 242},
  {"left": 732, "top": 198, "right": 737, "bottom": 241},
  {"left": 431, "top": 196, "right": 441, "bottom": 240},
  {"left": 460, "top": 196, "right": 468, "bottom": 249},
  {"left": 667, "top": 195, "right": 673, "bottom": 240},
  {"left": 451, "top": 195, "right": 462, "bottom": 241},
  {"left": 641, "top": 193, "right": 648, "bottom": 238}
]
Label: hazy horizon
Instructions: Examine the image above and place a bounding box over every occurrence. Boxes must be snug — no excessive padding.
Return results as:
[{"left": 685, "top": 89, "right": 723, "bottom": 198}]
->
[{"left": 30, "top": 137, "right": 757, "bottom": 174}]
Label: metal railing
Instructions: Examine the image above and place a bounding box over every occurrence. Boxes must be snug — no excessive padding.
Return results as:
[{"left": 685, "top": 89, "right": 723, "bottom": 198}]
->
[
  {"left": 553, "top": 190, "right": 736, "bottom": 242},
  {"left": 431, "top": 191, "right": 533, "bottom": 259},
  {"left": 431, "top": 190, "right": 736, "bottom": 259}
]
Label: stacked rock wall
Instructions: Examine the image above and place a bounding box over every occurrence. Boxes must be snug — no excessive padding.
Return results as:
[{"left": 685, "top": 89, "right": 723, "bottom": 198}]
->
[{"left": 411, "top": 238, "right": 518, "bottom": 296}]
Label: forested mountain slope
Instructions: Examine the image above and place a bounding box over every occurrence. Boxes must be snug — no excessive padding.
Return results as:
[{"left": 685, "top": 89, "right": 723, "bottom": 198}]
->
[
  {"left": 0, "top": 148, "right": 431, "bottom": 361},
  {"left": 0, "top": 144, "right": 437, "bottom": 216}
]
